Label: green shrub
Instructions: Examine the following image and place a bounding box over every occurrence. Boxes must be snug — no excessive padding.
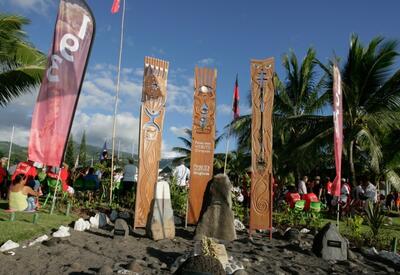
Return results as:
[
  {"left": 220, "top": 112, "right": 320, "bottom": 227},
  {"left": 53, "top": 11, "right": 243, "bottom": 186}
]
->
[
  {"left": 365, "top": 201, "right": 385, "bottom": 238},
  {"left": 347, "top": 215, "right": 364, "bottom": 239},
  {"left": 232, "top": 199, "right": 247, "bottom": 223},
  {"left": 169, "top": 176, "right": 187, "bottom": 217}
]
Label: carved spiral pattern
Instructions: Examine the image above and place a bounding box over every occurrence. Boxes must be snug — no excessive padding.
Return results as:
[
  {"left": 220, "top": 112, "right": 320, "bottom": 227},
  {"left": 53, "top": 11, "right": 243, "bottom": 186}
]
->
[
  {"left": 249, "top": 58, "right": 274, "bottom": 230},
  {"left": 252, "top": 177, "right": 270, "bottom": 214}
]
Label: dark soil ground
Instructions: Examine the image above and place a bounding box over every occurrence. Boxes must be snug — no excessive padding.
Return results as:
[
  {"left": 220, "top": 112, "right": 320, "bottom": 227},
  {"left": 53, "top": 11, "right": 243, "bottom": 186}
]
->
[{"left": 0, "top": 223, "right": 398, "bottom": 275}]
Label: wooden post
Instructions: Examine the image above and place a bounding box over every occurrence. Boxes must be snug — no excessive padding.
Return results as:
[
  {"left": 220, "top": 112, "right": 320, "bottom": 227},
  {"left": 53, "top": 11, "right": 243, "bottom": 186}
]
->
[
  {"left": 66, "top": 202, "right": 71, "bottom": 216},
  {"left": 188, "top": 67, "right": 217, "bottom": 224},
  {"left": 33, "top": 213, "right": 39, "bottom": 224},
  {"left": 392, "top": 237, "right": 398, "bottom": 253},
  {"left": 50, "top": 170, "right": 62, "bottom": 215},
  {"left": 134, "top": 57, "right": 169, "bottom": 229},
  {"left": 249, "top": 58, "right": 274, "bottom": 234}
]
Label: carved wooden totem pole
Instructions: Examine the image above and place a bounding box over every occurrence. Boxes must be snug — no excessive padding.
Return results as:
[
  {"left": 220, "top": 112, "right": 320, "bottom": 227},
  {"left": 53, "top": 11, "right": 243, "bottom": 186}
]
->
[
  {"left": 188, "top": 67, "right": 217, "bottom": 224},
  {"left": 134, "top": 57, "right": 169, "bottom": 228},
  {"left": 250, "top": 58, "right": 274, "bottom": 233}
]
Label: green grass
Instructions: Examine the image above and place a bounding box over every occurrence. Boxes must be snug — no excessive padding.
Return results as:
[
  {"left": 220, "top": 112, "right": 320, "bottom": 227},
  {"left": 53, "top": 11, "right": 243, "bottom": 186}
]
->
[
  {"left": 273, "top": 210, "right": 400, "bottom": 250},
  {"left": 0, "top": 200, "right": 76, "bottom": 244},
  {"left": 323, "top": 216, "right": 400, "bottom": 250}
]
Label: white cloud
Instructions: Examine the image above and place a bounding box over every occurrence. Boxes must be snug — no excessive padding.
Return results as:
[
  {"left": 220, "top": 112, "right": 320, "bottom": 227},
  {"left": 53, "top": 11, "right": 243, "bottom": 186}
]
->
[
  {"left": 170, "top": 126, "right": 189, "bottom": 137},
  {"left": 2, "top": 0, "right": 53, "bottom": 14},
  {"left": 71, "top": 111, "right": 140, "bottom": 153},
  {"left": 78, "top": 81, "right": 114, "bottom": 111},
  {"left": 0, "top": 89, "right": 39, "bottom": 148},
  {"left": 166, "top": 79, "right": 193, "bottom": 114},
  {"left": 0, "top": 126, "right": 30, "bottom": 149},
  {"left": 217, "top": 104, "right": 232, "bottom": 116},
  {"left": 161, "top": 141, "right": 181, "bottom": 159},
  {"left": 95, "top": 77, "right": 115, "bottom": 91},
  {"left": 197, "top": 58, "right": 215, "bottom": 66},
  {"left": 0, "top": 62, "right": 197, "bottom": 162},
  {"left": 134, "top": 68, "right": 144, "bottom": 77}
]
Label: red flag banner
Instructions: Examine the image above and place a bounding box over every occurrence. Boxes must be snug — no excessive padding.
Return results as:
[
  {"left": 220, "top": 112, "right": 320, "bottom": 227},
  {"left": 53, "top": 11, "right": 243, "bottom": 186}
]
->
[
  {"left": 332, "top": 64, "right": 343, "bottom": 196},
  {"left": 232, "top": 75, "right": 240, "bottom": 120},
  {"left": 28, "top": 0, "right": 95, "bottom": 167},
  {"left": 111, "top": 0, "right": 120, "bottom": 14}
]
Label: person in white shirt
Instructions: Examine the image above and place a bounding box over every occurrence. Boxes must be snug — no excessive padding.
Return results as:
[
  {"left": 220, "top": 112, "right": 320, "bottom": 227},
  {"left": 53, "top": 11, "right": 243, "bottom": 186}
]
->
[
  {"left": 298, "top": 176, "right": 308, "bottom": 195},
  {"left": 364, "top": 181, "right": 377, "bottom": 203},
  {"left": 340, "top": 178, "right": 351, "bottom": 204},
  {"left": 122, "top": 158, "right": 137, "bottom": 194},
  {"left": 173, "top": 160, "right": 190, "bottom": 187}
]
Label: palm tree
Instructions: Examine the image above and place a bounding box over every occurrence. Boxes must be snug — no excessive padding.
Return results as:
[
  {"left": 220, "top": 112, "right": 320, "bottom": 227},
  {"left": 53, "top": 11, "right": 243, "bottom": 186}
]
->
[
  {"left": 230, "top": 48, "right": 332, "bottom": 180},
  {"left": 172, "top": 128, "right": 224, "bottom": 167},
  {"left": 0, "top": 14, "right": 46, "bottom": 106},
  {"left": 223, "top": 150, "right": 251, "bottom": 186},
  {"left": 319, "top": 35, "right": 400, "bottom": 186},
  {"left": 172, "top": 128, "right": 192, "bottom": 165},
  {"left": 377, "top": 130, "right": 400, "bottom": 191}
]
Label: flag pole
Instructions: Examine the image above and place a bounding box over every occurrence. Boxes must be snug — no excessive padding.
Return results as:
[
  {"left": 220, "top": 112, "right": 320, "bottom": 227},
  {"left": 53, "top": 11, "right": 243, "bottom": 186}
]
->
[
  {"left": 7, "top": 125, "right": 15, "bottom": 170},
  {"left": 132, "top": 141, "right": 135, "bottom": 159},
  {"left": 223, "top": 74, "right": 238, "bottom": 174},
  {"left": 117, "top": 139, "right": 121, "bottom": 161},
  {"left": 50, "top": 169, "right": 62, "bottom": 215},
  {"left": 110, "top": 0, "right": 126, "bottom": 204},
  {"left": 223, "top": 124, "right": 232, "bottom": 175}
]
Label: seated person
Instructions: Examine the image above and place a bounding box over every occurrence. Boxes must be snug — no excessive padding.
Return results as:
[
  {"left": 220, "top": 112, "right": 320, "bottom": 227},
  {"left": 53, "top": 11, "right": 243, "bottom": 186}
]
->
[
  {"left": 303, "top": 188, "right": 319, "bottom": 211},
  {"left": 11, "top": 161, "right": 37, "bottom": 183},
  {"left": 285, "top": 185, "right": 300, "bottom": 208},
  {"left": 9, "top": 174, "right": 39, "bottom": 211},
  {"left": 83, "top": 167, "right": 100, "bottom": 190}
]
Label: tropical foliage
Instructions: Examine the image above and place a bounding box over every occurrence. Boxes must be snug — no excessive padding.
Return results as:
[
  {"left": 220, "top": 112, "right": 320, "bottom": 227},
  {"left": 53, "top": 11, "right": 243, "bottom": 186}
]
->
[
  {"left": 319, "top": 35, "right": 400, "bottom": 187},
  {"left": 227, "top": 35, "right": 400, "bottom": 190},
  {"left": 172, "top": 128, "right": 224, "bottom": 168},
  {"left": 0, "top": 14, "right": 46, "bottom": 106}
]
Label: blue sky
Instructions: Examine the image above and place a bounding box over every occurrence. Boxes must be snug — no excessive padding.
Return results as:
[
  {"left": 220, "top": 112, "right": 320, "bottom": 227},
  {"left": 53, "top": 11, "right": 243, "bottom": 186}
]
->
[{"left": 0, "top": 0, "right": 399, "bottom": 158}]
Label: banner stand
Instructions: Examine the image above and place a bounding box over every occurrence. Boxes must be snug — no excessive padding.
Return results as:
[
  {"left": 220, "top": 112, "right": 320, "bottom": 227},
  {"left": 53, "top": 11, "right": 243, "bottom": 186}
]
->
[
  {"left": 184, "top": 185, "right": 189, "bottom": 229},
  {"left": 50, "top": 169, "right": 62, "bottom": 215}
]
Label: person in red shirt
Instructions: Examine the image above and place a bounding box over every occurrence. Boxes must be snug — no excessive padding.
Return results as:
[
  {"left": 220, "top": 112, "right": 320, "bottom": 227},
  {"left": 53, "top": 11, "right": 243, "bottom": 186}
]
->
[
  {"left": 303, "top": 190, "right": 319, "bottom": 211},
  {"left": 285, "top": 185, "right": 300, "bottom": 208},
  {"left": 12, "top": 161, "right": 37, "bottom": 183},
  {"left": 47, "top": 163, "right": 74, "bottom": 195},
  {"left": 325, "top": 177, "right": 333, "bottom": 210}
]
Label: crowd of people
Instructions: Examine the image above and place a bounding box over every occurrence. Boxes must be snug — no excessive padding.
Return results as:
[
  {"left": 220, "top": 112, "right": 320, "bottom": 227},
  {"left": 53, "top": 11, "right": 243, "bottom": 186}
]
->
[
  {"left": 0, "top": 153, "right": 139, "bottom": 212},
  {"left": 282, "top": 174, "right": 400, "bottom": 215}
]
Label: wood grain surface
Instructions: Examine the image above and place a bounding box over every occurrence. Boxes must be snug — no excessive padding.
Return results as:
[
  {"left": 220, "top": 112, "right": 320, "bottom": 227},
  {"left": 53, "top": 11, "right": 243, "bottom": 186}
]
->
[
  {"left": 188, "top": 67, "right": 217, "bottom": 224},
  {"left": 250, "top": 58, "right": 274, "bottom": 230},
  {"left": 134, "top": 56, "right": 169, "bottom": 228}
]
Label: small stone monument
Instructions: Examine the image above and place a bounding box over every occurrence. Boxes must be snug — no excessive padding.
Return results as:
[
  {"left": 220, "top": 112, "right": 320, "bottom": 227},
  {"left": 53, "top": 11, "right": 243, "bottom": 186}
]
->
[
  {"left": 312, "top": 222, "right": 348, "bottom": 261},
  {"left": 114, "top": 218, "right": 129, "bottom": 238},
  {"left": 146, "top": 180, "right": 175, "bottom": 240},
  {"left": 194, "top": 174, "right": 237, "bottom": 242}
]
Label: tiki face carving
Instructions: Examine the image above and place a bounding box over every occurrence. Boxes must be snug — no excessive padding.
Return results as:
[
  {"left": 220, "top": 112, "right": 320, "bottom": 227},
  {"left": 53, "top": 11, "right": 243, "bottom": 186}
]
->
[
  {"left": 144, "top": 74, "right": 164, "bottom": 101},
  {"left": 144, "top": 124, "right": 158, "bottom": 141}
]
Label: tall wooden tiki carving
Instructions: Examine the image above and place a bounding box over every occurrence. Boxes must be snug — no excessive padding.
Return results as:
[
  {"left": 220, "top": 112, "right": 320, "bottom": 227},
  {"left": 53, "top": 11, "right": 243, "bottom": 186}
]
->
[
  {"left": 188, "top": 67, "right": 217, "bottom": 224},
  {"left": 134, "top": 57, "right": 169, "bottom": 228},
  {"left": 250, "top": 58, "right": 274, "bottom": 231}
]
